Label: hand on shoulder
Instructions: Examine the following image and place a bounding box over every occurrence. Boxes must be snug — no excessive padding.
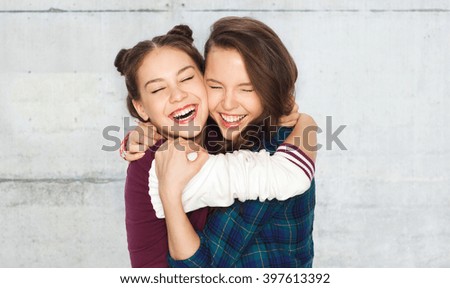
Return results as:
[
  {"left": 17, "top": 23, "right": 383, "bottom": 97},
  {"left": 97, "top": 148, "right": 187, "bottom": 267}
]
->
[{"left": 285, "top": 113, "right": 318, "bottom": 163}]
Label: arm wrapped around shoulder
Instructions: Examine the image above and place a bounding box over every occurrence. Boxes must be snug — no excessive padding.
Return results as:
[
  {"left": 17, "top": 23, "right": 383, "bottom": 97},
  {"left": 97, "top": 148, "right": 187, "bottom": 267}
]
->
[{"left": 149, "top": 143, "right": 315, "bottom": 218}]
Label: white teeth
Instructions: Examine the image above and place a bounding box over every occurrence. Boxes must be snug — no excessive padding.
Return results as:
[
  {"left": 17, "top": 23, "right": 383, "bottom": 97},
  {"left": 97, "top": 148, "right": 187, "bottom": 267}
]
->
[
  {"left": 220, "top": 113, "right": 246, "bottom": 123},
  {"left": 173, "top": 105, "right": 196, "bottom": 119}
]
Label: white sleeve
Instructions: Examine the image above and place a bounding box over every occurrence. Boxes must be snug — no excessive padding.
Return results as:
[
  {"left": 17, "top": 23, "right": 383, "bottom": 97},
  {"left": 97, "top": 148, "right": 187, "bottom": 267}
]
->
[{"left": 149, "top": 143, "right": 315, "bottom": 218}]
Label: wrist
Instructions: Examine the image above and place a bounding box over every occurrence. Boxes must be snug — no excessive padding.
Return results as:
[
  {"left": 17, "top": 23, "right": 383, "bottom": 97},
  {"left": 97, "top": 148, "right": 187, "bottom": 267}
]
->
[{"left": 159, "top": 186, "right": 183, "bottom": 204}]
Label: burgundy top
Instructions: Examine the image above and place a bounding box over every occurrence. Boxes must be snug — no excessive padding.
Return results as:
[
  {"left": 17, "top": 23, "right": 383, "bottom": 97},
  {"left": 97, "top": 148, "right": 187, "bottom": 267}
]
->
[{"left": 124, "top": 140, "right": 209, "bottom": 267}]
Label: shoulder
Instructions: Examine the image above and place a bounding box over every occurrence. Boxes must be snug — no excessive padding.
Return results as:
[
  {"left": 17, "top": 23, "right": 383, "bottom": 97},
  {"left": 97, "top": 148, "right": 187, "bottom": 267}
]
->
[
  {"left": 298, "top": 113, "right": 317, "bottom": 128},
  {"left": 292, "top": 113, "right": 318, "bottom": 139},
  {"left": 285, "top": 113, "right": 318, "bottom": 163}
]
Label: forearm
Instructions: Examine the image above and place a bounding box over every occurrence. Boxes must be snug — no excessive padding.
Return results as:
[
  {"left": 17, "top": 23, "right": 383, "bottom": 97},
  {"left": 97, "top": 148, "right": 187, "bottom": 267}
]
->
[
  {"left": 223, "top": 148, "right": 314, "bottom": 201},
  {"left": 149, "top": 147, "right": 313, "bottom": 218},
  {"left": 160, "top": 189, "right": 200, "bottom": 260},
  {"left": 149, "top": 117, "right": 317, "bottom": 219}
]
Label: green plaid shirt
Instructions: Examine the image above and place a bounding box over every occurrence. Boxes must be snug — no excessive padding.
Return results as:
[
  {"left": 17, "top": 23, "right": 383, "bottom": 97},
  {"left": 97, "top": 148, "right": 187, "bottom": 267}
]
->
[{"left": 169, "top": 127, "right": 315, "bottom": 267}]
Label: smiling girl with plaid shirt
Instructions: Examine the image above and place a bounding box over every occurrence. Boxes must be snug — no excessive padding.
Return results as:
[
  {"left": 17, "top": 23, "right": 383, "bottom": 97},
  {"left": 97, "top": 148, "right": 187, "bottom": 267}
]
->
[{"left": 153, "top": 17, "right": 317, "bottom": 267}]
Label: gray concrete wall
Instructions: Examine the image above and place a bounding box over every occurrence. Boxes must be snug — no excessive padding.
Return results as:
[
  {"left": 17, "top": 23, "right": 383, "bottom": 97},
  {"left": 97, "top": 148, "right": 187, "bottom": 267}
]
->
[{"left": 1, "top": 0, "right": 449, "bottom": 267}]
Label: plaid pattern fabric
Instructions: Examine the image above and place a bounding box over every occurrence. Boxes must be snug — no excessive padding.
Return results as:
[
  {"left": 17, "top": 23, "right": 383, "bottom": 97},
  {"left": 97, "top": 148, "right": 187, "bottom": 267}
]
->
[{"left": 168, "top": 127, "right": 316, "bottom": 267}]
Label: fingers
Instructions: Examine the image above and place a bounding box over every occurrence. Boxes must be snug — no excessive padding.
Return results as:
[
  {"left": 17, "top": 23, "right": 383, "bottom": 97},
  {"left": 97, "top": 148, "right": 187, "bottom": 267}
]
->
[
  {"left": 128, "top": 122, "right": 162, "bottom": 150},
  {"left": 185, "top": 147, "right": 208, "bottom": 162},
  {"left": 138, "top": 121, "right": 163, "bottom": 143},
  {"left": 279, "top": 113, "right": 300, "bottom": 127},
  {"left": 119, "top": 142, "right": 145, "bottom": 162},
  {"left": 120, "top": 121, "right": 163, "bottom": 162},
  {"left": 178, "top": 139, "right": 208, "bottom": 164},
  {"left": 160, "top": 138, "right": 207, "bottom": 163},
  {"left": 128, "top": 130, "right": 150, "bottom": 152},
  {"left": 177, "top": 137, "right": 203, "bottom": 153},
  {"left": 186, "top": 152, "right": 198, "bottom": 161},
  {"left": 194, "top": 148, "right": 209, "bottom": 163},
  {"left": 279, "top": 101, "right": 301, "bottom": 127},
  {"left": 124, "top": 152, "right": 145, "bottom": 162},
  {"left": 179, "top": 138, "right": 200, "bottom": 161},
  {"left": 127, "top": 142, "right": 148, "bottom": 154}
]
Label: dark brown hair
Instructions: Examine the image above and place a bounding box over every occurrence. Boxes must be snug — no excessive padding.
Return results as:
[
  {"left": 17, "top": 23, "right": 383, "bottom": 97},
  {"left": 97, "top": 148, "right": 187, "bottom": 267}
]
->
[
  {"left": 114, "top": 25, "right": 204, "bottom": 122},
  {"left": 204, "top": 16, "right": 298, "bottom": 151}
]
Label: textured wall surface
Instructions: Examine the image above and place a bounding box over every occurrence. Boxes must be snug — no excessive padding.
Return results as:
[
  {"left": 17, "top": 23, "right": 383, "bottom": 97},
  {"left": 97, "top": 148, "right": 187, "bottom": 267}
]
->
[{"left": 1, "top": 0, "right": 449, "bottom": 267}]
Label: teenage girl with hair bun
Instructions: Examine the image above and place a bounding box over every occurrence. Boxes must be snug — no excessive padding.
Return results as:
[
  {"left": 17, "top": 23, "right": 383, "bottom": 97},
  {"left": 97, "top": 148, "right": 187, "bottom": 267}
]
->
[{"left": 117, "top": 19, "right": 317, "bottom": 267}]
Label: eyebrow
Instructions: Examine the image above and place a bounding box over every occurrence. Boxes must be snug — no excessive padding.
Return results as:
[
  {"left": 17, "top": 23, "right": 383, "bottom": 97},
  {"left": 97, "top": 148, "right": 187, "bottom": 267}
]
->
[
  {"left": 144, "top": 65, "right": 195, "bottom": 89},
  {"left": 206, "top": 78, "right": 252, "bottom": 87},
  {"left": 205, "top": 78, "right": 222, "bottom": 85}
]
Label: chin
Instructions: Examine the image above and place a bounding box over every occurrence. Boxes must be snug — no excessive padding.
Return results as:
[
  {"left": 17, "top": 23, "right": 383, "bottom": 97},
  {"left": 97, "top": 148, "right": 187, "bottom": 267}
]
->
[
  {"left": 179, "top": 132, "right": 202, "bottom": 140},
  {"left": 219, "top": 127, "right": 241, "bottom": 142},
  {"left": 179, "top": 121, "right": 205, "bottom": 139}
]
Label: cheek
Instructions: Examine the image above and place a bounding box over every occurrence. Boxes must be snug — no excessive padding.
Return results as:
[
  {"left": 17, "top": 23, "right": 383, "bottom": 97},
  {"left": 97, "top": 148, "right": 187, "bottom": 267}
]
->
[
  {"left": 207, "top": 99, "right": 215, "bottom": 112},
  {"left": 143, "top": 98, "right": 165, "bottom": 119},
  {"left": 198, "top": 89, "right": 209, "bottom": 106},
  {"left": 247, "top": 96, "right": 264, "bottom": 116},
  {"left": 194, "top": 81, "right": 207, "bottom": 95},
  {"left": 207, "top": 93, "right": 219, "bottom": 112},
  {"left": 191, "top": 81, "right": 209, "bottom": 104}
]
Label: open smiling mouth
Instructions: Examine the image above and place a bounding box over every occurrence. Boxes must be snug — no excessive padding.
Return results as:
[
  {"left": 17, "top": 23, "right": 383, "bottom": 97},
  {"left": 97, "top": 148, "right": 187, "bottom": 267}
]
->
[
  {"left": 219, "top": 113, "right": 247, "bottom": 128},
  {"left": 170, "top": 104, "right": 198, "bottom": 124}
]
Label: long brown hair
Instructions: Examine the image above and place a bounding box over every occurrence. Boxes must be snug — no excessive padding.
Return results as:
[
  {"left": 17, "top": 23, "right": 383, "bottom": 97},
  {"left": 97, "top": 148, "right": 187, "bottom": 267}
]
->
[
  {"left": 204, "top": 16, "right": 298, "bottom": 152},
  {"left": 114, "top": 25, "right": 204, "bottom": 122}
]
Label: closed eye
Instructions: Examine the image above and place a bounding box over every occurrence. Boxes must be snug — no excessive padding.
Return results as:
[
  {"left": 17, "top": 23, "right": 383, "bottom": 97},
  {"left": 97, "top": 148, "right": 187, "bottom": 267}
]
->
[
  {"left": 242, "top": 89, "right": 254, "bottom": 92},
  {"left": 209, "top": 86, "right": 222, "bottom": 89},
  {"left": 152, "top": 87, "right": 165, "bottom": 94},
  {"left": 181, "top": 75, "right": 194, "bottom": 82}
]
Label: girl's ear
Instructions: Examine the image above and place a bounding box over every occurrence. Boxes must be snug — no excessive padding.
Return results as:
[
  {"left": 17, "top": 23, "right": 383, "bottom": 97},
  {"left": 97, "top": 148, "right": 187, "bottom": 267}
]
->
[{"left": 132, "top": 99, "right": 150, "bottom": 121}]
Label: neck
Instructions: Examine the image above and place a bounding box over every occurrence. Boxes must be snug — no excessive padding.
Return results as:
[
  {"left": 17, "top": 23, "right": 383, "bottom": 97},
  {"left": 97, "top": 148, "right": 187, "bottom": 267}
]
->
[
  {"left": 164, "top": 130, "right": 205, "bottom": 147},
  {"left": 191, "top": 130, "right": 205, "bottom": 146}
]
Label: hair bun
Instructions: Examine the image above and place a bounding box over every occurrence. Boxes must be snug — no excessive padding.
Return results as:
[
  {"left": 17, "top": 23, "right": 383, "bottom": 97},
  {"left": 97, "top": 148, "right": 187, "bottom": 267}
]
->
[
  {"left": 167, "top": 25, "right": 194, "bottom": 44},
  {"left": 114, "top": 48, "right": 129, "bottom": 75}
]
